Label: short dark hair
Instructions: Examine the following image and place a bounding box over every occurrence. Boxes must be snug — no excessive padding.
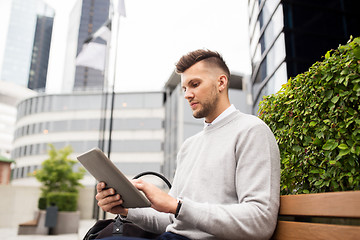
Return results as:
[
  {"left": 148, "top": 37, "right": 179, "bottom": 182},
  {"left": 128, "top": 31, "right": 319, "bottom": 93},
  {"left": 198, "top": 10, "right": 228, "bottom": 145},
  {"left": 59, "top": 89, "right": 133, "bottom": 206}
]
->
[{"left": 175, "top": 49, "right": 230, "bottom": 80}]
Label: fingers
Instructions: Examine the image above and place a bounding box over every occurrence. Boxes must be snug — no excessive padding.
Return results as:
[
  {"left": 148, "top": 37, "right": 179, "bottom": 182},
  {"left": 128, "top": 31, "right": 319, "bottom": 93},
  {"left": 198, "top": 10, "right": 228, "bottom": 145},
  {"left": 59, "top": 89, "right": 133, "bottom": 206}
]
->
[
  {"left": 95, "top": 182, "right": 123, "bottom": 212},
  {"left": 96, "top": 182, "right": 106, "bottom": 193},
  {"left": 96, "top": 182, "right": 115, "bottom": 200},
  {"left": 131, "top": 179, "right": 177, "bottom": 214},
  {"left": 97, "top": 194, "right": 123, "bottom": 212},
  {"left": 132, "top": 179, "right": 145, "bottom": 190}
]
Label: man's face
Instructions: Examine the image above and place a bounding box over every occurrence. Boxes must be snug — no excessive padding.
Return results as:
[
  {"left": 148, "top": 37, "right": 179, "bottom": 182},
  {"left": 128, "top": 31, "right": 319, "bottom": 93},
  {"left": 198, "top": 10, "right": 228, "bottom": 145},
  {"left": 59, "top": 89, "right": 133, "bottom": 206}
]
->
[{"left": 181, "top": 61, "right": 221, "bottom": 122}]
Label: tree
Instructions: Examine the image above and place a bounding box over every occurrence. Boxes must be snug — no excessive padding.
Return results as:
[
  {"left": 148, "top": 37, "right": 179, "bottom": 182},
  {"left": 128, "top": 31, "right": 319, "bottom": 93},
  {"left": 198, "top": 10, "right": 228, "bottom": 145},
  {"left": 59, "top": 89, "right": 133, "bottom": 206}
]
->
[{"left": 34, "top": 144, "right": 85, "bottom": 199}]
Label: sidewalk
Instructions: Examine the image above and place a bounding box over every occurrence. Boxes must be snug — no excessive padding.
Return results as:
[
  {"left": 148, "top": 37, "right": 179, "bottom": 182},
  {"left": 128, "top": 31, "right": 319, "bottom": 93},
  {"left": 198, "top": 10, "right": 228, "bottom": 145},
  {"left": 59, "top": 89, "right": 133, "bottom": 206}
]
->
[{"left": 0, "top": 219, "right": 96, "bottom": 240}]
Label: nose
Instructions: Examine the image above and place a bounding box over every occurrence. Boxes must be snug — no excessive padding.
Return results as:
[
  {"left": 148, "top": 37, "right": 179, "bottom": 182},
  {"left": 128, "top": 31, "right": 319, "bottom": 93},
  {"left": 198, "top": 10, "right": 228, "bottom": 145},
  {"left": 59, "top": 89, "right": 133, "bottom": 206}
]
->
[{"left": 184, "top": 89, "right": 194, "bottom": 100}]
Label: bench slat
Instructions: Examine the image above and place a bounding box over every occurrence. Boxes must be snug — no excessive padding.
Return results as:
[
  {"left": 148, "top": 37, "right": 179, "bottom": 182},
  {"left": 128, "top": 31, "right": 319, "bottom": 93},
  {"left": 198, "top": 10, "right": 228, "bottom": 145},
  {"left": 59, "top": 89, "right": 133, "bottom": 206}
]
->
[
  {"left": 279, "top": 191, "right": 360, "bottom": 218},
  {"left": 18, "top": 219, "right": 38, "bottom": 227},
  {"left": 272, "top": 221, "right": 360, "bottom": 240}
]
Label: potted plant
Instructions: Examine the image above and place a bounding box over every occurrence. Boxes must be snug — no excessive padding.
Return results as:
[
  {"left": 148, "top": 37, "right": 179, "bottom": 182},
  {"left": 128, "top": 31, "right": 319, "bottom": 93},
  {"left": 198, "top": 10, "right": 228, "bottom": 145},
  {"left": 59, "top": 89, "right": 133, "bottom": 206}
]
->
[{"left": 33, "top": 144, "right": 85, "bottom": 234}]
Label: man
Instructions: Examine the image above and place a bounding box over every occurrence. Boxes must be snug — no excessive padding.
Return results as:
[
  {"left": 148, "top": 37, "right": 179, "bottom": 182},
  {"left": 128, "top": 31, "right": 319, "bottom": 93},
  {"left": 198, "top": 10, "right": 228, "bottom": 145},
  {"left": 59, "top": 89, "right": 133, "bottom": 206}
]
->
[{"left": 96, "top": 49, "right": 280, "bottom": 240}]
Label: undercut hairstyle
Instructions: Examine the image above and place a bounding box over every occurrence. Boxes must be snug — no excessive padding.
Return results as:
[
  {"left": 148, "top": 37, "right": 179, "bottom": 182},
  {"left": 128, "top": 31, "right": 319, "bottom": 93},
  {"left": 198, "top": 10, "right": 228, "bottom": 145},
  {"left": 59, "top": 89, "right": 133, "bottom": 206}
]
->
[{"left": 175, "top": 49, "right": 230, "bottom": 80}]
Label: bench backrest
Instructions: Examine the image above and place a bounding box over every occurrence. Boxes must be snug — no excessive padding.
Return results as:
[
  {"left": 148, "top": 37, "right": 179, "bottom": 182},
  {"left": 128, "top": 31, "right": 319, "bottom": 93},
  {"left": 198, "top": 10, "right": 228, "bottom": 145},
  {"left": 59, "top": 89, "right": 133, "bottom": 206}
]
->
[{"left": 272, "top": 191, "right": 360, "bottom": 240}]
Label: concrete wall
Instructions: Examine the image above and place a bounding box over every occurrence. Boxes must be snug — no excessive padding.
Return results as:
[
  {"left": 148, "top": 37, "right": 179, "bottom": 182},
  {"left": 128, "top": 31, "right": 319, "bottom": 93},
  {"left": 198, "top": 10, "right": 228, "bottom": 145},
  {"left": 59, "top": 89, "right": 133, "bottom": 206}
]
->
[
  {"left": 0, "top": 185, "right": 94, "bottom": 228},
  {"left": 0, "top": 162, "right": 11, "bottom": 184}
]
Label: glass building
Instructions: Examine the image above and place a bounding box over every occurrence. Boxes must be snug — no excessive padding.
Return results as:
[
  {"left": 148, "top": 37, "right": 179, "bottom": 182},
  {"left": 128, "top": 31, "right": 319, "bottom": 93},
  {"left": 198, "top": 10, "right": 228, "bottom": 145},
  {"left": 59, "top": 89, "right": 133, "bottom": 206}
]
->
[
  {"left": 28, "top": 13, "right": 54, "bottom": 91},
  {"left": 73, "top": 0, "right": 110, "bottom": 91},
  {"left": 12, "top": 91, "right": 165, "bottom": 185},
  {"left": 249, "top": 0, "right": 360, "bottom": 114},
  {"left": 0, "top": 0, "right": 54, "bottom": 88}
]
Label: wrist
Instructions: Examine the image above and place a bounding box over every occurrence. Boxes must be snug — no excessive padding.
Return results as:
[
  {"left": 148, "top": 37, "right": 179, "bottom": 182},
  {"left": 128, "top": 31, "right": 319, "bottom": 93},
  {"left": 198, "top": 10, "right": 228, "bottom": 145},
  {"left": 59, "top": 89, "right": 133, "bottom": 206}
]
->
[
  {"left": 119, "top": 208, "right": 128, "bottom": 217},
  {"left": 169, "top": 198, "right": 178, "bottom": 214}
]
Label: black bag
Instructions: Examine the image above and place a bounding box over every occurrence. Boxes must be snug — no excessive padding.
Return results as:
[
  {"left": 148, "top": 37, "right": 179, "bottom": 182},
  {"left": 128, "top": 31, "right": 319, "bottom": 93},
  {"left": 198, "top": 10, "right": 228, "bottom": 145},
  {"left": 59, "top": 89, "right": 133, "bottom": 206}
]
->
[{"left": 83, "top": 171, "right": 172, "bottom": 240}]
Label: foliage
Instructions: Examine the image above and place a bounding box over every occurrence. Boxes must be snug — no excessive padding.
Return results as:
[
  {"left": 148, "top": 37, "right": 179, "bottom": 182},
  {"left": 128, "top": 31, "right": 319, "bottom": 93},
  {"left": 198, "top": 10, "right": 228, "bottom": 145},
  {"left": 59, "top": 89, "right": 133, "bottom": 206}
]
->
[
  {"left": 47, "top": 192, "right": 78, "bottom": 211},
  {"left": 33, "top": 144, "right": 85, "bottom": 201},
  {"left": 38, "top": 197, "right": 47, "bottom": 210},
  {"left": 258, "top": 37, "right": 360, "bottom": 195}
]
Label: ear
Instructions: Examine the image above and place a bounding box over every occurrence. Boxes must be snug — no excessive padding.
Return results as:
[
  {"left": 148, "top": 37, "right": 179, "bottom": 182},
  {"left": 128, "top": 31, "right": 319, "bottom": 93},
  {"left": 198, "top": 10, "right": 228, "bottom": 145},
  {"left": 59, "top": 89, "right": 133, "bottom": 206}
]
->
[{"left": 218, "top": 75, "right": 228, "bottom": 92}]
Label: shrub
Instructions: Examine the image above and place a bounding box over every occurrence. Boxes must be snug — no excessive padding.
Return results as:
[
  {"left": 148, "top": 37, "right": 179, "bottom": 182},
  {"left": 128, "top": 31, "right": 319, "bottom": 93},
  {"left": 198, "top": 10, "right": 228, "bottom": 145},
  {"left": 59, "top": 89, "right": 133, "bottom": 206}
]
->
[
  {"left": 258, "top": 37, "right": 360, "bottom": 195},
  {"left": 47, "top": 192, "right": 78, "bottom": 211},
  {"left": 33, "top": 144, "right": 85, "bottom": 210},
  {"left": 38, "top": 197, "right": 47, "bottom": 210}
]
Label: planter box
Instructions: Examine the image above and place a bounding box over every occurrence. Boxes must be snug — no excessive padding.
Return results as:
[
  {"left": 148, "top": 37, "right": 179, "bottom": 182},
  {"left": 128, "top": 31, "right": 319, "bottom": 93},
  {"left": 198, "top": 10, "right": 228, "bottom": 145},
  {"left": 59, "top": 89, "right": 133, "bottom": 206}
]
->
[
  {"left": 18, "top": 210, "right": 80, "bottom": 235},
  {"left": 53, "top": 210, "right": 80, "bottom": 234}
]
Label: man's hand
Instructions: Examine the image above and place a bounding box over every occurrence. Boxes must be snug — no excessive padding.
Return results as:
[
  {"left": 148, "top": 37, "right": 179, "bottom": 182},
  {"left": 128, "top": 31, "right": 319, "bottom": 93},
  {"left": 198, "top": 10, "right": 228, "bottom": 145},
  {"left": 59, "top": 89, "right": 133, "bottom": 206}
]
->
[
  {"left": 132, "top": 179, "right": 178, "bottom": 214},
  {"left": 95, "top": 182, "right": 128, "bottom": 216}
]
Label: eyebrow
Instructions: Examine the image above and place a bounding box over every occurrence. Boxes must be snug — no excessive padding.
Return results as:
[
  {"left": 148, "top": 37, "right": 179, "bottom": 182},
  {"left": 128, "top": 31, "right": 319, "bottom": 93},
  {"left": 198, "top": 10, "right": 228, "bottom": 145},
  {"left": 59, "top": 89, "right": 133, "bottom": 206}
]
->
[{"left": 182, "top": 78, "right": 201, "bottom": 88}]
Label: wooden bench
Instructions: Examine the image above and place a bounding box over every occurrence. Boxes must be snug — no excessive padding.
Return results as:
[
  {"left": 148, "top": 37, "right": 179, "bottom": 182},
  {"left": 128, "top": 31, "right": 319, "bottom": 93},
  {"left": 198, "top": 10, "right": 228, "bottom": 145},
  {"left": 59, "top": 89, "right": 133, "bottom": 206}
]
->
[
  {"left": 272, "top": 191, "right": 360, "bottom": 240},
  {"left": 18, "top": 210, "right": 48, "bottom": 235},
  {"left": 18, "top": 211, "right": 42, "bottom": 235},
  {"left": 18, "top": 211, "right": 41, "bottom": 227}
]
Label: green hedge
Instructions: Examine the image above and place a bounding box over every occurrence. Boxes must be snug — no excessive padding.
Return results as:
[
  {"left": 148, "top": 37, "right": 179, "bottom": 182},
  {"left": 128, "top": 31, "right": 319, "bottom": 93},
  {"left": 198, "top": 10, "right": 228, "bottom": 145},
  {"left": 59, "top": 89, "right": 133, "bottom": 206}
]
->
[
  {"left": 38, "top": 197, "right": 47, "bottom": 210},
  {"left": 47, "top": 192, "right": 78, "bottom": 211},
  {"left": 258, "top": 37, "right": 360, "bottom": 195}
]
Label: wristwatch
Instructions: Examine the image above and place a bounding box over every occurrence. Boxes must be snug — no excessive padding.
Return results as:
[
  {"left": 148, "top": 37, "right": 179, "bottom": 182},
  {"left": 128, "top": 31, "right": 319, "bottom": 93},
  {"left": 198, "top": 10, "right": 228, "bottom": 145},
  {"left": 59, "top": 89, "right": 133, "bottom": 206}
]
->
[{"left": 175, "top": 199, "right": 182, "bottom": 218}]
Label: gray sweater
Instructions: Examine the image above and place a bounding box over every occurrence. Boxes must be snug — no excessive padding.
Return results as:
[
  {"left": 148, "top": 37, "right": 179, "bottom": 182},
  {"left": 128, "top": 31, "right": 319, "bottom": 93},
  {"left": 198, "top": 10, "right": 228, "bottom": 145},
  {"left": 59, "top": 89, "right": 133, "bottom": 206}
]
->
[{"left": 127, "top": 111, "right": 280, "bottom": 240}]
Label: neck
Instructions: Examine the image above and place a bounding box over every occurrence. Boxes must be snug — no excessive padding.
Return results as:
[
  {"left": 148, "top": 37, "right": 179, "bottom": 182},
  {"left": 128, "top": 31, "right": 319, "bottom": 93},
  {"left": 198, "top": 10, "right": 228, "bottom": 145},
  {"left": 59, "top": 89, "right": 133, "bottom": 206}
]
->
[{"left": 205, "top": 99, "right": 231, "bottom": 123}]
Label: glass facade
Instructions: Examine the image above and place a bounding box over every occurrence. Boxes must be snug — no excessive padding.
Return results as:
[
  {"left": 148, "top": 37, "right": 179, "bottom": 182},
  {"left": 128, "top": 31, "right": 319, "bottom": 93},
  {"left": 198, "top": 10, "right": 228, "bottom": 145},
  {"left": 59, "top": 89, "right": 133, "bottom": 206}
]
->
[
  {"left": 249, "top": 0, "right": 287, "bottom": 114},
  {"left": 1, "top": 0, "right": 54, "bottom": 87},
  {"left": 28, "top": 11, "right": 54, "bottom": 91},
  {"left": 12, "top": 92, "right": 165, "bottom": 182},
  {"left": 73, "top": 0, "right": 110, "bottom": 90},
  {"left": 249, "top": 0, "right": 360, "bottom": 114},
  {"left": 282, "top": 0, "right": 360, "bottom": 78}
]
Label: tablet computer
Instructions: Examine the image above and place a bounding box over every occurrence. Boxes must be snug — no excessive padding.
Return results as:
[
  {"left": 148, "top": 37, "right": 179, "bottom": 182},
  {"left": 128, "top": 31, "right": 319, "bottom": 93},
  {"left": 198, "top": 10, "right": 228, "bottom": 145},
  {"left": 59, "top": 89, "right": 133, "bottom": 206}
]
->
[{"left": 77, "top": 148, "right": 151, "bottom": 208}]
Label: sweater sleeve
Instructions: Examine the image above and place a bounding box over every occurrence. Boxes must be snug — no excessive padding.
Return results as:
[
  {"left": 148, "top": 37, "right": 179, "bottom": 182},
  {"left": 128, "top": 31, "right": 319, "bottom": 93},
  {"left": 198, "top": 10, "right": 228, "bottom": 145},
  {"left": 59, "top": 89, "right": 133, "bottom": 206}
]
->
[
  {"left": 126, "top": 207, "right": 172, "bottom": 234},
  {"left": 171, "top": 123, "right": 280, "bottom": 240}
]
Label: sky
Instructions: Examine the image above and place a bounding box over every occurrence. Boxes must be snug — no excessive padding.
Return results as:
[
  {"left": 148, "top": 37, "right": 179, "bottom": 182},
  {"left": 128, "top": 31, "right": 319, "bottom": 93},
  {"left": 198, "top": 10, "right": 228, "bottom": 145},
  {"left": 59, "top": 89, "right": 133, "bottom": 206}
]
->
[
  {"left": 0, "top": 0, "right": 251, "bottom": 93},
  {"left": 113, "top": 0, "right": 251, "bottom": 92}
]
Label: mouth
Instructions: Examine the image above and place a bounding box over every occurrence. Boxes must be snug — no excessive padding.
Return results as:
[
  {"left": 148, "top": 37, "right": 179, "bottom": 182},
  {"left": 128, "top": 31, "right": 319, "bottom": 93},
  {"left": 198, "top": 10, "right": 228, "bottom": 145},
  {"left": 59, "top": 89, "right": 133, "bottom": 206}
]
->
[{"left": 190, "top": 102, "right": 199, "bottom": 110}]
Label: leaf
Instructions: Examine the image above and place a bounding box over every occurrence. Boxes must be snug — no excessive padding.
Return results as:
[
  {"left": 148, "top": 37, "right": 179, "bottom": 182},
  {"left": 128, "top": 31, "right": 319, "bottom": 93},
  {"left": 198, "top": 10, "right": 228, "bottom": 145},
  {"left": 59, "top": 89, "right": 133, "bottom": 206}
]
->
[
  {"left": 325, "top": 51, "right": 331, "bottom": 59},
  {"left": 325, "top": 90, "right": 333, "bottom": 99},
  {"left": 349, "top": 158, "right": 355, "bottom": 167},
  {"left": 322, "top": 139, "right": 338, "bottom": 151},
  {"left": 338, "top": 148, "right": 351, "bottom": 157},
  {"left": 347, "top": 108, "right": 355, "bottom": 115},
  {"left": 292, "top": 145, "right": 302, "bottom": 152},
  {"left": 353, "top": 84, "right": 360, "bottom": 92},
  {"left": 340, "top": 69, "right": 349, "bottom": 75},
  {"left": 309, "top": 121, "right": 317, "bottom": 127},
  {"left": 331, "top": 96, "right": 339, "bottom": 104},
  {"left": 331, "top": 180, "right": 339, "bottom": 189},
  {"left": 353, "top": 47, "right": 360, "bottom": 59},
  {"left": 314, "top": 180, "right": 323, "bottom": 186},
  {"left": 338, "top": 143, "right": 349, "bottom": 150}
]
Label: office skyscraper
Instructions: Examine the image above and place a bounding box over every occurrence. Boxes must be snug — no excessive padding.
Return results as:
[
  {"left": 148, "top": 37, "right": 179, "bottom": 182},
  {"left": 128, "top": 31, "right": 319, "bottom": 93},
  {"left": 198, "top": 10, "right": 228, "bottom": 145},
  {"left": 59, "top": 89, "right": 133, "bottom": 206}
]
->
[
  {"left": 74, "top": 0, "right": 110, "bottom": 91},
  {"left": 0, "top": 0, "right": 54, "bottom": 88},
  {"left": 28, "top": 15, "right": 54, "bottom": 91}
]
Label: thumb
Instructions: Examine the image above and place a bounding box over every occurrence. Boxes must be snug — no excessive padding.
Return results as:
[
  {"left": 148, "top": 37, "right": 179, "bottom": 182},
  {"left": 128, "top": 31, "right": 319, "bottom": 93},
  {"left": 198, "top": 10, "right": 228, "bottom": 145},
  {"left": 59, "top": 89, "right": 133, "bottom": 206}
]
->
[{"left": 132, "top": 179, "right": 145, "bottom": 190}]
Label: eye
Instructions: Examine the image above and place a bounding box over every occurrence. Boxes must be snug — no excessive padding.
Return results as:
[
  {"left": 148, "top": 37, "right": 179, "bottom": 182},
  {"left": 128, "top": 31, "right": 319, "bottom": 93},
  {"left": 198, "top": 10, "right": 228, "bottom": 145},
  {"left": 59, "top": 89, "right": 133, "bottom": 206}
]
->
[{"left": 192, "top": 82, "right": 199, "bottom": 88}]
